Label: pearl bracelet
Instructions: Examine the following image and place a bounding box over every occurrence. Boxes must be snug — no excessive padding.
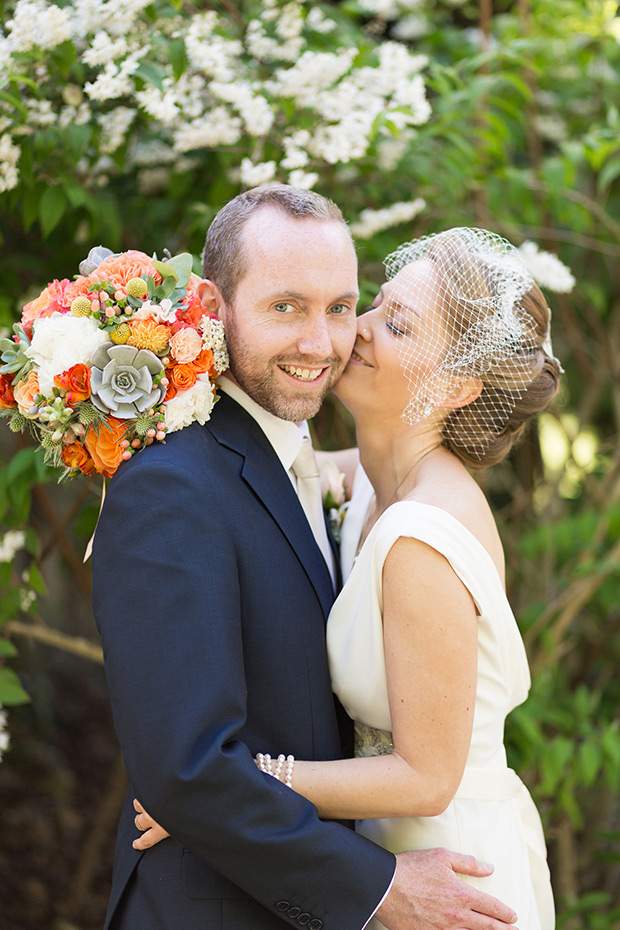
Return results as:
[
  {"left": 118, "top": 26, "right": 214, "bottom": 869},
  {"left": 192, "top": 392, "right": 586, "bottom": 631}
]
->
[{"left": 256, "top": 752, "right": 295, "bottom": 787}]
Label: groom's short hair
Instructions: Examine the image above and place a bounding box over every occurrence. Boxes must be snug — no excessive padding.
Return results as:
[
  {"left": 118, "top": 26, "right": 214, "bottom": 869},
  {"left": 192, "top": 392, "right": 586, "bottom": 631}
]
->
[{"left": 202, "top": 184, "right": 349, "bottom": 305}]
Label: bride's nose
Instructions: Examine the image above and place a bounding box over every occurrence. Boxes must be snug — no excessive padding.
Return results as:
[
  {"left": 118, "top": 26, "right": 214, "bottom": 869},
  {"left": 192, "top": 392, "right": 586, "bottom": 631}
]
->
[{"left": 356, "top": 317, "right": 373, "bottom": 342}]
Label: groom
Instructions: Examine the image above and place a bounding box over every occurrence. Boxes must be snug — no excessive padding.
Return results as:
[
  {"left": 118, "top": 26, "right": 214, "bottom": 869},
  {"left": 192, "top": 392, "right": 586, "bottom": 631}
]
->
[{"left": 92, "top": 185, "right": 518, "bottom": 930}]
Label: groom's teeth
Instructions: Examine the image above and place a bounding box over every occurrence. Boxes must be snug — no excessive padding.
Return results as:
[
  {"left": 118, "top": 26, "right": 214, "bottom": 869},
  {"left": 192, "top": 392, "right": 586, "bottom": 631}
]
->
[{"left": 282, "top": 365, "right": 322, "bottom": 381}]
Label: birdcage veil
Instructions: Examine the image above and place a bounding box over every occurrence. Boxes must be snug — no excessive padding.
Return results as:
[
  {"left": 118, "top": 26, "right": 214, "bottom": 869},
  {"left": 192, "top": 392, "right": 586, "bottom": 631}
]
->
[{"left": 382, "top": 227, "right": 549, "bottom": 456}]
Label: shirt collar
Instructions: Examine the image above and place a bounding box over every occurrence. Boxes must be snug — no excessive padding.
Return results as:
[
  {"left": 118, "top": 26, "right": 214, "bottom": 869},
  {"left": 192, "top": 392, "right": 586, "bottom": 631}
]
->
[{"left": 217, "top": 376, "right": 306, "bottom": 473}]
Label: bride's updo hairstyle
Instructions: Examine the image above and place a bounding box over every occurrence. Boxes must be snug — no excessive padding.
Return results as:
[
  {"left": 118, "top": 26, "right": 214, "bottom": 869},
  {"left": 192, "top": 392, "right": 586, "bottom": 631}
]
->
[{"left": 383, "top": 228, "right": 561, "bottom": 468}]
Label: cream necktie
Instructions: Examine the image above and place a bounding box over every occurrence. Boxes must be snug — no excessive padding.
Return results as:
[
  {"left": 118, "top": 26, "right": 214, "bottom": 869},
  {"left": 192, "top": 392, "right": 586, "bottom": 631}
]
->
[{"left": 292, "top": 436, "right": 335, "bottom": 585}]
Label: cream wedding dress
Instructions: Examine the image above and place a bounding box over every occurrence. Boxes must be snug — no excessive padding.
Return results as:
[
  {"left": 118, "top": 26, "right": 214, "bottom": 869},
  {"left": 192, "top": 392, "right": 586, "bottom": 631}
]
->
[{"left": 328, "top": 467, "right": 554, "bottom": 929}]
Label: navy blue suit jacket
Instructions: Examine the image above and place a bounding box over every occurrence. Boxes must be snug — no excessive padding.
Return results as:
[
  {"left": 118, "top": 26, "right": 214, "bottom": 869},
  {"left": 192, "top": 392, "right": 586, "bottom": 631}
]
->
[{"left": 92, "top": 393, "right": 395, "bottom": 930}]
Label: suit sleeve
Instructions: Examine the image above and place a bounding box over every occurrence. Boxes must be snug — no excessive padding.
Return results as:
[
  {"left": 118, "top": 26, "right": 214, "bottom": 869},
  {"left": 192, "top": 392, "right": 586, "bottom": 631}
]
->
[{"left": 92, "top": 455, "right": 395, "bottom": 930}]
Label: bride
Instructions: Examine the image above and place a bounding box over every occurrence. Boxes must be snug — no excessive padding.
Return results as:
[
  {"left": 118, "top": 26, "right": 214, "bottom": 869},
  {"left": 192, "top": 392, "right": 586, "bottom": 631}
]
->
[{"left": 134, "top": 227, "right": 559, "bottom": 929}]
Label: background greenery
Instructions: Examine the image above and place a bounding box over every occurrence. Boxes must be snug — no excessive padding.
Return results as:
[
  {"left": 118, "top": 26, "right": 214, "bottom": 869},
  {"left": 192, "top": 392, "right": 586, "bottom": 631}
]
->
[{"left": 0, "top": 1, "right": 619, "bottom": 927}]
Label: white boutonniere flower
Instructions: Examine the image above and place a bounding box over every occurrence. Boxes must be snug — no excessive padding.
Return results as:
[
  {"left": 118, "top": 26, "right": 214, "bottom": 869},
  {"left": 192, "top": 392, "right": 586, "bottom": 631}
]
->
[{"left": 319, "top": 459, "right": 348, "bottom": 544}]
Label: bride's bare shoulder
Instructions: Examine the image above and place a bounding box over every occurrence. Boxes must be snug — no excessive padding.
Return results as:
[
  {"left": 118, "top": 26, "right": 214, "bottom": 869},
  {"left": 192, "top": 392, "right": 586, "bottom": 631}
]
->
[{"left": 409, "top": 461, "right": 505, "bottom": 583}]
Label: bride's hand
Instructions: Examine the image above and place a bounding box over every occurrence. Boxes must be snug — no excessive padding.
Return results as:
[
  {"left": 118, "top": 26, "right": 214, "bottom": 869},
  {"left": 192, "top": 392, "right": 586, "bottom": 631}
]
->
[{"left": 132, "top": 798, "right": 170, "bottom": 850}]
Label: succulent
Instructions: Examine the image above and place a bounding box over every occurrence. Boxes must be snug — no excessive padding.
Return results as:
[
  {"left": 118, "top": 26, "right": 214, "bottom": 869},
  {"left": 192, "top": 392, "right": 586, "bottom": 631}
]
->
[
  {"left": 0, "top": 323, "right": 34, "bottom": 384},
  {"left": 89, "top": 342, "right": 164, "bottom": 419},
  {"left": 78, "top": 245, "right": 118, "bottom": 277}
]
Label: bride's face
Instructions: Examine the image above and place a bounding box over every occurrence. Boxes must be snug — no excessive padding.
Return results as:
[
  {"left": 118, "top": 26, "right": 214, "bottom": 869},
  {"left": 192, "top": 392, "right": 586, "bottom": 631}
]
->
[{"left": 334, "top": 260, "right": 451, "bottom": 422}]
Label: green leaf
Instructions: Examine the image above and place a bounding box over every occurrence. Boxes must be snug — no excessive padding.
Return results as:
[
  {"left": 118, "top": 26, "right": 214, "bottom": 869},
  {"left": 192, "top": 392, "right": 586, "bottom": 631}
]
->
[
  {"left": 168, "top": 38, "right": 187, "bottom": 80},
  {"left": 163, "top": 252, "right": 193, "bottom": 288},
  {"left": 39, "top": 186, "right": 66, "bottom": 238},
  {"left": 0, "top": 639, "right": 17, "bottom": 658},
  {"left": 0, "top": 666, "right": 30, "bottom": 705},
  {"left": 134, "top": 60, "right": 166, "bottom": 91},
  {"left": 598, "top": 156, "right": 620, "bottom": 193},
  {"left": 578, "top": 741, "right": 601, "bottom": 787},
  {"left": 152, "top": 259, "right": 179, "bottom": 281}
]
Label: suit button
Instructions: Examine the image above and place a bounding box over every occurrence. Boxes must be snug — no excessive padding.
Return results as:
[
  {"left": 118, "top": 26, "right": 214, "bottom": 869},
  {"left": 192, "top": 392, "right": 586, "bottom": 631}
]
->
[
  {"left": 297, "top": 914, "right": 311, "bottom": 925},
  {"left": 276, "top": 901, "right": 291, "bottom": 912},
  {"left": 308, "top": 921, "right": 323, "bottom": 930},
  {"left": 288, "top": 907, "right": 302, "bottom": 919}
]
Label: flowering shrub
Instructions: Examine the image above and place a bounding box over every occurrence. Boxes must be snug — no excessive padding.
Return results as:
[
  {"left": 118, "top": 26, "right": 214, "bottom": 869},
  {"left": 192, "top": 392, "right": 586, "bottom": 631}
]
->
[{"left": 0, "top": 0, "right": 430, "bottom": 229}]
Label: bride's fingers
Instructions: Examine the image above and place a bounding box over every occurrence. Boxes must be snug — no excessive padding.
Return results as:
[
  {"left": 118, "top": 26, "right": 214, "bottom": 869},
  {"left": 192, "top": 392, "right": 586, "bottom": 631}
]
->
[{"left": 132, "top": 826, "right": 168, "bottom": 850}]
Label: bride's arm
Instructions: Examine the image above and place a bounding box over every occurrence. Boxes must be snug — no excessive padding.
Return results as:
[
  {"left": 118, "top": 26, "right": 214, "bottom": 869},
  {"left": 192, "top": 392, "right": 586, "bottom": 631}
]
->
[
  {"left": 286, "top": 536, "right": 478, "bottom": 820},
  {"left": 133, "top": 536, "right": 477, "bottom": 844}
]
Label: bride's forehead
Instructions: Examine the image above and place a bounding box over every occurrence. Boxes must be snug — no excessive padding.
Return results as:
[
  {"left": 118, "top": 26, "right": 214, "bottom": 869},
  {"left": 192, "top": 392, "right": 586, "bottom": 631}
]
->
[{"left": 385, "top": 260, "right": 441, "bottom": 313}]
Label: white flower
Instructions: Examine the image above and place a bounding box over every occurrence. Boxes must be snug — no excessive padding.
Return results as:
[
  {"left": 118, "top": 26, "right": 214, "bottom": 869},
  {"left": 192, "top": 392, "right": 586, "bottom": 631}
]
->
[
  {"left": 0, "top": 530, "right": 26, "bottom": 563},
  {"left": 351, "top": 199, "right": 426, "bottom": 239},
  {"left": 82, "top": 30, "right": 128, "bottom": 67},
  {"left": 6, "top": 0, "right": 73, "bottom": 52},
  {"left": 392, "top": 15, "right": 430, "bottom": 40},
  {"left": 0, "top": 133, "right": 20, "bottom": 194},
  {"left": 26, "top": 313, "right": 109, "bottom": 395},
  {"left": 518, "top": 242, "right": 576, "bottom": 294},
  {"left": 173, "top": 110, "right": 243, "bottom": 152},
  {"left": 287, "top": 169, "right": 318, "bottom": 190},
  {"left": 98, "top": 106, "right": 136, "bottom": 154},
  {"left": 164, "top": 374, "right": 215, "bottom": 433},
  {"left": 239, "top": 158, "right": 277, "bottom": 188},
  {"left": 319, "top": 459, "right": 347, "bottom": 508},
  {"left": 133, "top": 299, "right": 176, "bottom": 323},
  {"left": 0, "top": 706, "right": 9, "bottom": 761},
  {"left": 201, "top": 317, "right": 229, "bottom": 374}
]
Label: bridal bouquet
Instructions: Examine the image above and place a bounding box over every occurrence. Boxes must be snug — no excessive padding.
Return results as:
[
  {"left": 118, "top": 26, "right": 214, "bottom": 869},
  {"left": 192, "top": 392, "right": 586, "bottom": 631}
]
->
[{"left": 0, "top": 247, "right": 229, "bottom": 479}]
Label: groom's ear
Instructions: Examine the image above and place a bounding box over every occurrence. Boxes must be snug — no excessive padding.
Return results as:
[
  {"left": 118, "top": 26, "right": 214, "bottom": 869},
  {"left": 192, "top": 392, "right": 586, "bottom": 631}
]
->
[{"left": 196, "top": 279, "right": 225, "bottom": 319}]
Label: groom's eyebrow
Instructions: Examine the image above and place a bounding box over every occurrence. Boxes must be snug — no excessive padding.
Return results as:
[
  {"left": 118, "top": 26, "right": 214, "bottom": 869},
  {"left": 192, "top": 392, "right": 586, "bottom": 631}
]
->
[{"left": 265, "top": 290, "right": 359, "bottom": 301}]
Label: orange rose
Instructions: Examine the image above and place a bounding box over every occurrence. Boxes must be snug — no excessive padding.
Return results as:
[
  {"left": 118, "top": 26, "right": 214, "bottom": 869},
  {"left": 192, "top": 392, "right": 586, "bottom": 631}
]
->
[
  {"left": 164, "top": 380, "right": 178, "bottom": 401},
  {"left": 61, "top": 442, "right": 96, "bottom": 475},
  {"left": 84, "top": 417, "right": 127, "bottom": 478},
  {"left": 13, "top": 370, "right": 41, "bottom": 417},
  {"left": 169, "top": 364, "right": 197, "bottom": 392},
  {"left": 54, "top": 363, "right": 91, "bottom": 406},
  {"left": 22, "top": 279, "right": 73, "bottom": 325},
  {"left": 0, "top": 374, "right": 16, "bottom": 409},
  {"left": 190, "top": 348, "right": 214, "bottom": 375}
]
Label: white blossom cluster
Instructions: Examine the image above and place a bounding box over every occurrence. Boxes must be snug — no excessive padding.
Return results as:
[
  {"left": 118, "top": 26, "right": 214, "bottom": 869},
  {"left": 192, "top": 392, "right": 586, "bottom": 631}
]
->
[
  {"left": 0, "top": 705, "right": 9, "bottom": 763},
  {"left": 0, "top": 0, "right": 431, "bottom": 193},
  {"left": 0, "top": 529, "right": 26, "bottom": 563},
  {"left": 351, "top": 198, "right": 426, "bottom": 239},
  {"left": 518, "top": 242, "right": 576, "bottom": 294}
]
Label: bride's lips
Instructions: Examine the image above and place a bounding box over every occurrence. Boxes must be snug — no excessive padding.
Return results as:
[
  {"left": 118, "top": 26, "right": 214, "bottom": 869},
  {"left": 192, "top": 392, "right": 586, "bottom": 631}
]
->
[{"left": 348, "top": 348, "right": 371, "bottom": 367}]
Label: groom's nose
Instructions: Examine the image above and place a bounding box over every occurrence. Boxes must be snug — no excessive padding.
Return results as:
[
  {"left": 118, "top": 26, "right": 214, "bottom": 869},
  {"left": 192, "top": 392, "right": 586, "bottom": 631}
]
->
[{"left": 296, "top": 313, "right": 333, "bottom": 358}]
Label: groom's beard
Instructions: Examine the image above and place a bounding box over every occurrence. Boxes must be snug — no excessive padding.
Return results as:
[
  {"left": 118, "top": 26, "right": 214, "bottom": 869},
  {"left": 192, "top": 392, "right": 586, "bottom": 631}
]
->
[{"left": 225, "top": 316, "right": 346, "bottom": 423}]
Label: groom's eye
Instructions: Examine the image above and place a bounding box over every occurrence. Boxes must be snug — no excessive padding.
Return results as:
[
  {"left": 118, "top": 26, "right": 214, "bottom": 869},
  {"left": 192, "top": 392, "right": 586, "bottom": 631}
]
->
[
  {"left": 273, "top": 302, "right": 295, "bottom": 313},
  {"left": 329, "top": 303, "right": 350, "bottom": 315}
]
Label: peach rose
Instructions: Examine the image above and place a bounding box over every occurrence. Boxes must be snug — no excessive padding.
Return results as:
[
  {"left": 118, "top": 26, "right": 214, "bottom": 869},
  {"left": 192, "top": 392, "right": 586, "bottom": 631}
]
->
[
  {"left": 22, "top": 279, "right": 73, "bottom": 325},
  {"left": 169, "top": 328, "right": 202, "bottom": 364},
  {"left": 61, "top": 442, "right": 96, "bottom": 475},
  {"left": 91, "top": 250, "right": 161, "bottom": 290},
  {"left": 84, "top": 417, "right": 127, "bottom": 478},
  {"left": 54, "top": 363, "right": 91, "bottom": 406},
  {"left": 13, "top": 370, "right": 41, "bottom": 417},
  {"left": 0, "top": 374, "right": 16, "bottom": 409},
  {"left": 169, "top": 363, "right": 197, "bottom": 392}
]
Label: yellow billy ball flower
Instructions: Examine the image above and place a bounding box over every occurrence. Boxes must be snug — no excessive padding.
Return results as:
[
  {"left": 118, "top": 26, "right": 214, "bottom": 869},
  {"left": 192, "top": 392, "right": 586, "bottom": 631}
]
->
[
  {"left": 110, "top": 323, "right": 131, "bottom": 344},
  {"left": 71, "top": 296, "right": 92, "bottom": 317},
  {"left": 126, "top": 277, "right": 149, "bottom": 299}
]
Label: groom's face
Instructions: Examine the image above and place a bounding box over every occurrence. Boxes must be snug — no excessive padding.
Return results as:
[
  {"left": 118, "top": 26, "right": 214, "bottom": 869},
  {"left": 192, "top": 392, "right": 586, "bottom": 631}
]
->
[{"left": 219, "top": 207, "right": 359, "bottom": 422}]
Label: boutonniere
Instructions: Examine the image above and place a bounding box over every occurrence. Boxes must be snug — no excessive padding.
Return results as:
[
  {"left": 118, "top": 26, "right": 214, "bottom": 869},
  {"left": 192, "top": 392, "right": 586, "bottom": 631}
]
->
[{"left": 319, "top": 459, "right": 348, "bottom": 544}]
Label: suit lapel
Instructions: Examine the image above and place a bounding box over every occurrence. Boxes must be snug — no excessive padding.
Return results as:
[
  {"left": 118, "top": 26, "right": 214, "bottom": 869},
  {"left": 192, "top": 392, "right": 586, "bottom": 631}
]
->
[{"left": 205, "top": 394, "right": 335, "bottom": 620}]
